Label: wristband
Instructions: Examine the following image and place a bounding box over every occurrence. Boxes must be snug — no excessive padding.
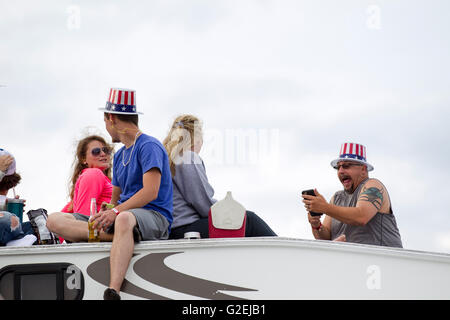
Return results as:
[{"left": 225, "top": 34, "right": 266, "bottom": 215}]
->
[
  {"left": 112, "top": 207, "right": 120, "bottom": 215},
  {"left": 312, "top": 222, "right": 322, "bottom": 230}
]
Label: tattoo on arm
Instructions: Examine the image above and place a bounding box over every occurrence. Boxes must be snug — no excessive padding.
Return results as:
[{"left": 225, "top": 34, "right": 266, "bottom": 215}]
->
[{"left": 359, "top": 187, "right": 384, "bottom": 211}]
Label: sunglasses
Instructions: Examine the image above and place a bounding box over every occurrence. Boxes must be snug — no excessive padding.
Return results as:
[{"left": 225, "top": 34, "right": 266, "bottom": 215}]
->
[
  {"left": 91, "top": 147, "right": 112, "bottom": 156},
  {"left": 334, "top": 162, "right": 363, "bottom": 170}
]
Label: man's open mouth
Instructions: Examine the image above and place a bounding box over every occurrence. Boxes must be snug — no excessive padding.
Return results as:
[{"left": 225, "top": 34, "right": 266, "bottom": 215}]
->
[{"left": 340, "top": 175, "right": 352, "bottom": 187}]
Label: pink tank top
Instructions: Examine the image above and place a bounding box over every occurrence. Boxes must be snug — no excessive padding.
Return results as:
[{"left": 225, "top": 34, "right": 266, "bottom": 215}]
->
[{"left": 62, "top": 168, "right": 112, "bottom": 216}]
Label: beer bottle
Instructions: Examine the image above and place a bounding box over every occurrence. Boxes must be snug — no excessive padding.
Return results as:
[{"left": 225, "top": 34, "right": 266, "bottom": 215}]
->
[{"left": 88, "top": 198, "right": 100, "bottom": 242}]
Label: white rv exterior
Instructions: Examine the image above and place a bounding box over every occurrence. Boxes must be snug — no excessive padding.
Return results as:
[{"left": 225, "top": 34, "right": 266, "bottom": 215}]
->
[{"left": 0, "top": 237, "right": 449, "bottom": 300}]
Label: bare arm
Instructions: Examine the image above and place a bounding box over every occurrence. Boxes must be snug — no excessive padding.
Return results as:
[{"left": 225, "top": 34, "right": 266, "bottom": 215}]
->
[
  {"left": 110, "top": 186, "right": 121, "bottom": 206},
  {"left": 94, "top": 168, "right": 161, "bottom": 230},
  {"left": 0, "top": 155, "right": 13, "bottom": 174},
  {"left": 307, "top": 195, "right": 333, "bottom": 240},
  {"left": 304, "top": 180, "right": 387, "bottom": 227},
  {"left": 115, "top": 168, "right": 161, "bottom": 212}
]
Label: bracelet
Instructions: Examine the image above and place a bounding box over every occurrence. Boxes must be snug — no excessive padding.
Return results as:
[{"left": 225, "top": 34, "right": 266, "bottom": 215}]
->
[
  {"left": 312, "top": 222, "right": 322, "bottom": 231},
  {"left": 112, "top": 207, "right": 120, "bottom": 215}
]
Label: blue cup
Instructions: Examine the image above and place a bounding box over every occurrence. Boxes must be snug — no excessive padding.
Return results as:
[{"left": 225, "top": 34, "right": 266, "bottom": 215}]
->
[{"left": 7, "top": 198, "right": 24, "bottom": 223}]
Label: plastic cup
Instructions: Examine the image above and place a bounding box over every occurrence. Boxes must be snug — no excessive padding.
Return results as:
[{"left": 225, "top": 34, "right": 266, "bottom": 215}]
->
[{"left": 7, "top": 198, "right": 24, "bottom": 223}]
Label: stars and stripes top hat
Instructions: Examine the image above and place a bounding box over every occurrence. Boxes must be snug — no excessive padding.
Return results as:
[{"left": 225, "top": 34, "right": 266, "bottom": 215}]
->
[
  {"left": 98, "top": 88, "right": 143, "bottom": 115},
  {"left": 330, "top": 142, "right": 374, "bottom": 171}
]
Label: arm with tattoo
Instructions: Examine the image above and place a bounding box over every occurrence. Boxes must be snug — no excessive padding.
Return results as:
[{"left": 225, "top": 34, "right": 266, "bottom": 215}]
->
[
  {"left": 359, "top": 186, "right": 384, "bottom": 211},
  {"left": 307, "top": 180, "right": 387, "bottom": 226}
]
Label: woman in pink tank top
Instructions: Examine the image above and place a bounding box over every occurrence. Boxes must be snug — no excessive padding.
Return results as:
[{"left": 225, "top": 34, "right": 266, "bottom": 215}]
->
[
  {"left": 62, "top": 135, "right": 113, "bottom": 216},
  {"left": 46, "top": 135, "right": 114, "bottom": 243}
]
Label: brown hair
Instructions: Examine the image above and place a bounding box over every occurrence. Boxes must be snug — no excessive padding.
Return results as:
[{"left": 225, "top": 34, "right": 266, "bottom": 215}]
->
[
  {"left": 0, "top": 173, "right": 21, "bottom": 192},
  {"left": 68, "top": 135, "right": 113, "bottom": 201},
  {"left": 162, "top": 114, "right": 202, "bottom": 176},
  {"left": 104, "top": 112, "right": 139, "bottom": 126}
]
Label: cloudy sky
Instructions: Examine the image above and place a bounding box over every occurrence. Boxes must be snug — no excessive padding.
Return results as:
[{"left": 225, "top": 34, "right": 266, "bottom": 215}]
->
[{"left": 1, "top": 0, "right": 449, "bottom": 253}]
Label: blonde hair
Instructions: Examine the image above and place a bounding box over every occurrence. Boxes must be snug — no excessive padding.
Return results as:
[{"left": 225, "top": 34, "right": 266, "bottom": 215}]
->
[{"left": 163, "top": 114, "right": 203, "bottom": 176}]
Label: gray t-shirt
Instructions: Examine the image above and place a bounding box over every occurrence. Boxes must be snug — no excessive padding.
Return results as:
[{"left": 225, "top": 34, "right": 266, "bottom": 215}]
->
[
  {"left": 331, "top": 178, "right": 403, "bottom": 248},
  {"left": 171, "top": 151, "right": 217, "bottom": 229}
]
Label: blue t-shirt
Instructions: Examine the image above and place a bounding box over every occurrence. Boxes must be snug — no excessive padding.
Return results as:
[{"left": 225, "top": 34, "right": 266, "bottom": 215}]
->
[{"left": 112, "top": 133, "right": 173, "bottom": 227}]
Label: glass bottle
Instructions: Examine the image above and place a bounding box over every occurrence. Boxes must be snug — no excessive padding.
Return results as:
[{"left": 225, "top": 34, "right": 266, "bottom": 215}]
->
[{"left": 88, "top": 198, "right": 100, "bottom": 242}]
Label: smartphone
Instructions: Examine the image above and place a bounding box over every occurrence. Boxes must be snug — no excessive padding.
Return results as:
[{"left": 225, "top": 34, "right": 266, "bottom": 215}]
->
[{"left": 301, "top": 189, "right": 323, "bottom": 216}]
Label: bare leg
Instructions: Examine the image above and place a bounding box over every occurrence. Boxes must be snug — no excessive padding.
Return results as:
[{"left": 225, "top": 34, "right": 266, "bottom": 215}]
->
[
  {"left": 109, "top": 211, "right": 136, "bottom": 293},
  {"left": 46, "top": 212, "right": 113, "bottom": 242}
]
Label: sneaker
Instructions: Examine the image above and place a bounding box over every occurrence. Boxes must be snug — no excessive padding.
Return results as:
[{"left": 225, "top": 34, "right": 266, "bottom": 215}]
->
[{"left": 103, "top": 288, "right": 121, "bottom": 300}]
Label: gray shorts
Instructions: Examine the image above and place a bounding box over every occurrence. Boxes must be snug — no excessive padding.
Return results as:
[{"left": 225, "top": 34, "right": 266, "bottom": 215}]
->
[{"left": 73, "top": 208, "right": 169, "bottom": 240}]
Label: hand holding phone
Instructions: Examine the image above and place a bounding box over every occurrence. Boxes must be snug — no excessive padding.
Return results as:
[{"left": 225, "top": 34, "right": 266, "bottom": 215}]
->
[{"left": 301, "top": 189, "right": 323, "bottom": 216}]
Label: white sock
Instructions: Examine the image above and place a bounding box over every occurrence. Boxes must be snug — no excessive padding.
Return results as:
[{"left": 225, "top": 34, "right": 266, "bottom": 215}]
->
[{"left": 6, "top": 234, "right": 37, "bottom": 247}]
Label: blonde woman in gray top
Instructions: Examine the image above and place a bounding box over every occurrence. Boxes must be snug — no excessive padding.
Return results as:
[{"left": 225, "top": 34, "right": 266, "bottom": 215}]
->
[{"left": 163, "top": 115, "right": 276, "bottom": 239}]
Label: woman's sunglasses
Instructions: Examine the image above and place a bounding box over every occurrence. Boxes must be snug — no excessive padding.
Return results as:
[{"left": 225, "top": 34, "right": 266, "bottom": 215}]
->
[{"left": 91, "top": 147, "right": 112, "bottom": 156}]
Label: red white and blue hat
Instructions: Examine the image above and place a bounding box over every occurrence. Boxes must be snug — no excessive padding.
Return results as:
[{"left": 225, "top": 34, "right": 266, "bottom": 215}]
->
[
  {"left": 330, "top": 142, "right": 374, "bottom": 171},
  {"left": 98, "top": 88, "right": 143, "bottom": 115}
]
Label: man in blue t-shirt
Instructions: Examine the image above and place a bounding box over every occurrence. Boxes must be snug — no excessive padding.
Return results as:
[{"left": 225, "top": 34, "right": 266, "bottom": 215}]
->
[{"left": 95, "top": 88, "right": 173, "bottom": 300}]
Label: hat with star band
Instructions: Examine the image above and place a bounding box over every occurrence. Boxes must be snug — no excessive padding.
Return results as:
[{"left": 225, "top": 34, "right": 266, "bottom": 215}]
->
[
  {"left": 330, "top": 142, "right": 374, "bottom": 171},
  {"left": 98, "top": 88, "right": 143, "bottom": 115}
]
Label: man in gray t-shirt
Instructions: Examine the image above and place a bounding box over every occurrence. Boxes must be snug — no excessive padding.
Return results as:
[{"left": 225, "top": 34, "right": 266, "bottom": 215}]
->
[{"left": 301, "top": 142, "right": 402, "bottom": 248}]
